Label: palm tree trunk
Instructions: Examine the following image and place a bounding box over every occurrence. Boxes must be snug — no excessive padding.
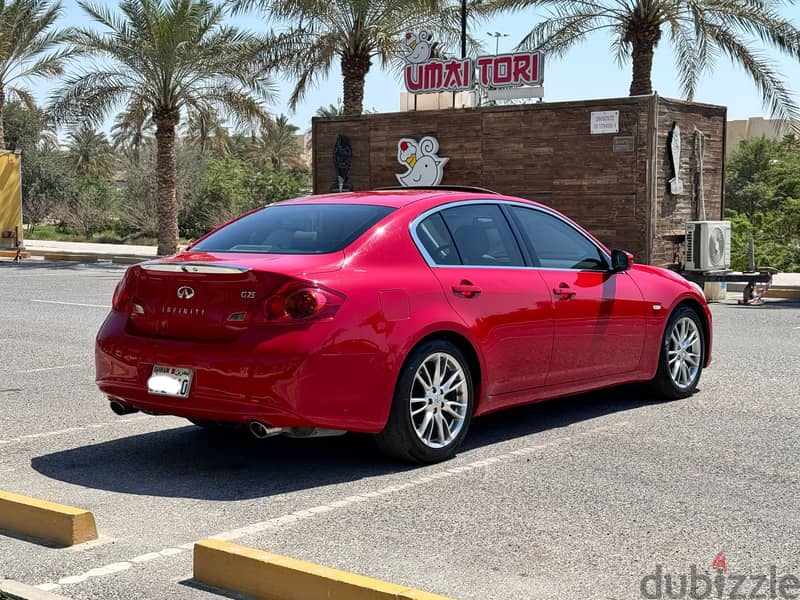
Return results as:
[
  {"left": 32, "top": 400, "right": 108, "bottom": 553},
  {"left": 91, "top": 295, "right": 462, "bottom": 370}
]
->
[
  {"left": 0, "top": 86, "right": 6, "bottom": 150},
  {"left": 341, "top": 53, "right": 371, "bottom": 115},
  {"left": 629, "top": 40, "right": 655, "bottom": 96},
  {"left": 154, "top": 108, "right": 180, "bottom": 256}
]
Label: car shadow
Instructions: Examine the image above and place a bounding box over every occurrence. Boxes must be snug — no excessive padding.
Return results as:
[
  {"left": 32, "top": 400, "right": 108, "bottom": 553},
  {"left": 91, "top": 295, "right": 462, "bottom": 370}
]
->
[{"left": 31, "top": 384, "right": 658, "bottom": 501}]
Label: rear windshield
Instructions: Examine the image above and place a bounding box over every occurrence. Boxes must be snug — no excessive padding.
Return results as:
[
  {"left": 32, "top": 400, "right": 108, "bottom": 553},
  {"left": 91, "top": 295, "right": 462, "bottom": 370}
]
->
[{"left": 190, "top": 203, "right": 395, "bottom": 254}]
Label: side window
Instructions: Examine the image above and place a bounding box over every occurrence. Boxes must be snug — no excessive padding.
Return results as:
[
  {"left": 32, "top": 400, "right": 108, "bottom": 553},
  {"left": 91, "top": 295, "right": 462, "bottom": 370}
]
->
[
  {"left": 510, "top": 207, "right": 607, "bottom": 270},
  {"left": 415, "top": 213, "right": 460, "bottom": 265},
  {"left": 440, "top": 204, "right": 524, "bottom": 267}
]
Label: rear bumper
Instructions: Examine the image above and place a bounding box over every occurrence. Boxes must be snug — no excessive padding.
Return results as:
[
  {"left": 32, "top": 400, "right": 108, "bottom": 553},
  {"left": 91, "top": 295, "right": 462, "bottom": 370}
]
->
[{"left": 95, "top": 312, "right": 392, "bottom": 432}]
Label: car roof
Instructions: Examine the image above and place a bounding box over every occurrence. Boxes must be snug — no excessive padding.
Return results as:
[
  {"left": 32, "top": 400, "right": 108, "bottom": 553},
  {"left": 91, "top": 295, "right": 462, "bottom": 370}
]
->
[{"left": 280, "top": 189, "right": 544, "bottom": 210}]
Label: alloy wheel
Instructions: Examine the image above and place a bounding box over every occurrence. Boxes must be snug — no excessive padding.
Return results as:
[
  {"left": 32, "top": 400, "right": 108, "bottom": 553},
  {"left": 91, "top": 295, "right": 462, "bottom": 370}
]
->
[
  {"left": 409, "top": 352, "right": 469, "bottom": 449},
  {"left": 667, "top": 316, "right": 702, "bottom": 390}
]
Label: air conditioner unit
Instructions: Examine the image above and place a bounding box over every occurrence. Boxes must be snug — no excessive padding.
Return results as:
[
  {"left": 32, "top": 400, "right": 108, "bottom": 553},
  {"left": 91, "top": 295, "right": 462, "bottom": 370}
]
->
[{"left": 685, "top": 221, "right": 731, "bottom": 271}]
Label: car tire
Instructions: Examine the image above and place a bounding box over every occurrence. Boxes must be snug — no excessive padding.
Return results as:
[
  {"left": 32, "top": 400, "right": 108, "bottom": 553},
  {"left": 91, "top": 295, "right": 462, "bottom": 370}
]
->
[
  {"left": 375, "top": 339, "right": 474, "bottom": 463},
  {"left": 649, "top": 305, "right": 706, "bottom": 400}
]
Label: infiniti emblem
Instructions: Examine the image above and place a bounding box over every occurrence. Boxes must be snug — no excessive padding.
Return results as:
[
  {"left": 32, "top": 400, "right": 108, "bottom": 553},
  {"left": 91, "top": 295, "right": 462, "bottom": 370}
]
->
[{"left": 176, "top": 286, "right": 195, "bottom": 300}]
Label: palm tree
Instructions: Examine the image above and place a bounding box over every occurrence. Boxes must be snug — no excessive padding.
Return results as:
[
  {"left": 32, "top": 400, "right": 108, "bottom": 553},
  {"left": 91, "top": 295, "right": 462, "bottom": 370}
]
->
[
  {"left": 315, "top": 103, "right": 345, "bottom": 118},
  {"left": 250, "top": 114, "right": 301, "bottom": 170},
  {"left": 49, "top": 0, "right": 275, "bottom": 256},
  {"left": 239, "top": 0, "right": 487, "bottom": 115},
  {"left": 66, "top": 126, "right": 115, "bottom": 177},
  {"left": 183, "top": 106, "right": 231, "bottom": 155},
  {"left": 0, "top": 0, "right": 74, "bottom": 148},
  {"left": 495, "top": 0, "right": 800, "bottom": 125},
  {"left": 110, "top": 105, "right": 152, "bottom": 163}
]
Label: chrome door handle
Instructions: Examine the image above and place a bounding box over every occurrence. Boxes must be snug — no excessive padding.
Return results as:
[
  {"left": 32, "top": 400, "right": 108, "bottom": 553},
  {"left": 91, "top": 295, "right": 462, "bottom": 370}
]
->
[
  {"left": 452, "top": 281, "right": 482, "bottom": 299},
  {"left": 553, "top": 283, "right": 576, "bottom": 300}
]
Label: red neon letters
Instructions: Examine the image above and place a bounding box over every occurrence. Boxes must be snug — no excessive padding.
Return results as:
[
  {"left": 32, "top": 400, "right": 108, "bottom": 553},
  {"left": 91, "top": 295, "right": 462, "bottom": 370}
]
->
[{"left": 404, "top": 52, "right": 542, "bottom": 94}]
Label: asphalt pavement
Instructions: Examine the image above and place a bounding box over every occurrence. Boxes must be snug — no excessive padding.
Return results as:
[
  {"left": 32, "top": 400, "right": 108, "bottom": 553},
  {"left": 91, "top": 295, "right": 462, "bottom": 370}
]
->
[{"left": 1, "top": 260, "right": 799, "bottom": 600}]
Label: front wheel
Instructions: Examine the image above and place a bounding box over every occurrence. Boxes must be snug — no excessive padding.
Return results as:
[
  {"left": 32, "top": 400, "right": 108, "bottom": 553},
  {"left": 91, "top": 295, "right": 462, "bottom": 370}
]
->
[
  {"left": 375, "top": 340, "right": 474, "bottom": 463},
  {"left": 649, "top": 306, "right": 705, "bottom": 399}
]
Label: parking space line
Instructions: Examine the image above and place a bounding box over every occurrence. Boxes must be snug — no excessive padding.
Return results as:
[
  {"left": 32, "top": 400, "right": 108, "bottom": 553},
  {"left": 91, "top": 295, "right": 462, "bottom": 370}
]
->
[
  {"left": 31, "top": 300, "right": 111, "bottom": 309},
  {"left": 33, "top": 420, "right": 630, "bottom": 593},
  {"left": 15, "top": 365, "right": 83, "bottom": 374},
  {"left": 0, "top": 416, "right": 151, "bottom": 446}
]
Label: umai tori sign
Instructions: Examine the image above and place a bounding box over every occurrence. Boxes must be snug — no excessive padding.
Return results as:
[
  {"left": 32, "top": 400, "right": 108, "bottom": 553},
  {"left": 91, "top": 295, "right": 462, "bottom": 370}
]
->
[{"left": 403, "top": 31, "right": 544, "bottom": 95}]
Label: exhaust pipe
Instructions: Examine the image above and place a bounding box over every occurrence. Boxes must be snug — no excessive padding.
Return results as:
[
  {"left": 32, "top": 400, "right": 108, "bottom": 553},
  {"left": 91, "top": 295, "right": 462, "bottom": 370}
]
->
[
  {"left": 109, "top": 400, "right": 139, "bottom": 416},
  {"left": 249, "top": 421, "right": 284, "bottom": 439}
]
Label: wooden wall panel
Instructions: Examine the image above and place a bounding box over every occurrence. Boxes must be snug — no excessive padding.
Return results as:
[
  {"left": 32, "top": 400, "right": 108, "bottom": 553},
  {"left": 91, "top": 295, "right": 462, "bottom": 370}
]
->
[{"left": 652, "top": 98, "right": 726, "bottom": 266}]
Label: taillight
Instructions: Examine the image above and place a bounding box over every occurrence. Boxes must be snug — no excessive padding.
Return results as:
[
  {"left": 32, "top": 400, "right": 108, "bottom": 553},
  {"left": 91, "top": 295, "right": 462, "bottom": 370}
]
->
[
  {"left": 286, "top": 290, "right": 326, "bottom": 319},
  {"left": 264, "top": 287, "right": 339, "bottom": 321},
  {"left": 112, "top": 270, "right": 132, "bottom": 312}
]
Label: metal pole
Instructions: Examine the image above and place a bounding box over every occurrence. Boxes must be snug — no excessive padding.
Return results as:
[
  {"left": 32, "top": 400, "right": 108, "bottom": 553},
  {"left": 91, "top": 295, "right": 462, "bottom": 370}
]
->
[
  {"left": 748, "top": 232, "right": 755, "bottom": 272},
  {"left": 461, "top": 0, "right": 467, "bottom": 59},
  {"left": 454, "top": 0, "right": 468, "bottom": 109}
]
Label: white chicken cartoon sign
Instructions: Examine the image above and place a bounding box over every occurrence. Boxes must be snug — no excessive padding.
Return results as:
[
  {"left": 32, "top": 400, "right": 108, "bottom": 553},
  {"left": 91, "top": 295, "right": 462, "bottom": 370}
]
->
[
  {"left": 396, "top": 136, "right": 448, "bottom": 187},
  {"left": 403, "top": 31, "right": 433, "bottom": 64}
]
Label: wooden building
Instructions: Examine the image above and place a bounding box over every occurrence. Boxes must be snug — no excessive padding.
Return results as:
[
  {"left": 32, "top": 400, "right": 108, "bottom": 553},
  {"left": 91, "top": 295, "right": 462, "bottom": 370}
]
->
[{"left": 311, "top": 94, "right": 726, "bottom": 267}]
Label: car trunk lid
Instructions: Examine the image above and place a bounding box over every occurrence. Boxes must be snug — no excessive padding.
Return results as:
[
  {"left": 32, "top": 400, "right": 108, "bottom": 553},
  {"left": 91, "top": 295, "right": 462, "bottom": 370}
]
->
[{"left": 125, "top": 251, "right": 343, "bottom": 341}]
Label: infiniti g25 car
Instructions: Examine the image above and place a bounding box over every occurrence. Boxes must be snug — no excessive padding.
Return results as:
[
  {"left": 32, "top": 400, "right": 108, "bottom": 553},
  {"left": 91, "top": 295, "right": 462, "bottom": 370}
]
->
[{"left": 96, "top": 189, "right": 712, "bottom": 463}]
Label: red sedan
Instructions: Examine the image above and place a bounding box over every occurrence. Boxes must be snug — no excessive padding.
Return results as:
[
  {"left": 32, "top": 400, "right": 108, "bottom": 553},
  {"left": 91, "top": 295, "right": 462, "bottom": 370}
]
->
[{"left": 96, "top": 188, "right": 712, "bottom": 463}]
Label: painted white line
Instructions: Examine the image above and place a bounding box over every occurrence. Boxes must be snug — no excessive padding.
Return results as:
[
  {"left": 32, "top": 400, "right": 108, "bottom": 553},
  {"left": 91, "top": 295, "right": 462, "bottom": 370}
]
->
[
  {"left": 31, "top": 299, "right": 111, "bottom": 309},
  {"left": 131, "top": 552, "right": 162, "bottom": 564},
  {"left": 34, "top": 420, "right": 631, "bottom": 593},
  {"left": 0, "top": 416, "right": 150, "bottom": 446},
  {"left": 15, "top": 364, "right": 83, "bottom": 374}
]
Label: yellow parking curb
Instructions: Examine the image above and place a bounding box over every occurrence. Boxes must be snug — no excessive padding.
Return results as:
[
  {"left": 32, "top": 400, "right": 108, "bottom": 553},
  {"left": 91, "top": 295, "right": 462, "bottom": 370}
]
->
[
  {"left": 193, "top": 539, "right": 453, "bottom": 600},
  {"left": 0, "top": 490, "right": 98, "bottom": 547}
]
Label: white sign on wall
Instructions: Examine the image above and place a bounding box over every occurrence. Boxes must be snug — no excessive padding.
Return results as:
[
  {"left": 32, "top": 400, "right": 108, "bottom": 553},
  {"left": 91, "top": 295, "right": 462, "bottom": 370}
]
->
[
  {"left": 590, "top": 110, "right": 620, "bottom": 134},
  {"left": 396, "top": 136, "right": 448, "bottom": 187}
]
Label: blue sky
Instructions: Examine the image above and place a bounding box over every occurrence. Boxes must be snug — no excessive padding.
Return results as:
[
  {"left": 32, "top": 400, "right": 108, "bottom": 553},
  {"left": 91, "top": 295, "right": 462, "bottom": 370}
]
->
[{"left": 33, "top": 1, "right": 800, "bottom": 133}]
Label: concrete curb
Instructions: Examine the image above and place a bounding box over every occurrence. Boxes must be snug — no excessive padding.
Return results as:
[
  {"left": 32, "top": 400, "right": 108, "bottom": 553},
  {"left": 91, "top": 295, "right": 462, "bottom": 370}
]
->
[
  {"left": 20, "top": 251, "right": 145, "bottom": 265},
  {"left": 0, "top": 490, "right": 98, "bottom": 547},
  {"left": 193, "top": 539, "right": 453, "bottom": 600},
  {"left": 726, "top": 283, "right": 800, "bottom": 300},
  {"left": 0, "top": 579, "right": 70, "bottom": 600}
]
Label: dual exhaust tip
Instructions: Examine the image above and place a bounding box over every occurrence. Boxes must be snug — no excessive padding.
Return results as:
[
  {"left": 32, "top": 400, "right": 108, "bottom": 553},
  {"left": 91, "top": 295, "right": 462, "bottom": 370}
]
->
[
  {"left": 109, "top": 400, "right": 138, "bottom": 416},
  {"left": 248, "top": 421, "right": 285, "bottom": 439}
]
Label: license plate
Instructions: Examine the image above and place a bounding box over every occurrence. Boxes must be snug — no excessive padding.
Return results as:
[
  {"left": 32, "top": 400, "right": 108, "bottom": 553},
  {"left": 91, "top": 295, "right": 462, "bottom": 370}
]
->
[{"left": 148, "top": 365, "right": 193, "bottom": 398}]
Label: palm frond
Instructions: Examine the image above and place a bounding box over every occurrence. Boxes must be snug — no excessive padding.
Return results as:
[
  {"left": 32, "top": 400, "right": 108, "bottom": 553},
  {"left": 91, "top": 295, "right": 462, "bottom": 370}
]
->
[
  {"left": 48, "top": 70, "right": 134, "bottom": 126},
  {"left": 517, "top": 7, "right": 607, "bottom": 57},
  {"left": 49, "top": 0, "right": 276, "bottom": 132},
  {"left": 701, "top": 0, "right": 800, "bottom": 62},
  {"left": 8, "top": 86, "right": 37, "bottom": 109},
  {"left": 195, "top": 83, "right": 270, "bottom": 129},
  {"left": 704, "top": 20, "right": 800, "bottom": 130}
]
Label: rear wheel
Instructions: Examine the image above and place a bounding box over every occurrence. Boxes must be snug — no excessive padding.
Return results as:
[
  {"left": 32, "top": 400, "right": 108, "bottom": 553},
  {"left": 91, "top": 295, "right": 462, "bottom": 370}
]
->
[
  {"left": 375, "top": 339, "right": 474, "bottom": 463},
  {"left": 649, "top": 306, "right": 705, "bottom": 399}
]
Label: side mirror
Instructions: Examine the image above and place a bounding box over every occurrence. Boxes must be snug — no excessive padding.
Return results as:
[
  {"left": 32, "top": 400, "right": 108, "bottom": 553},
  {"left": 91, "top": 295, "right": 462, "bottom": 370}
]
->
[{"left": 611, "top": 249, "right": 633, "bottom": 272}]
